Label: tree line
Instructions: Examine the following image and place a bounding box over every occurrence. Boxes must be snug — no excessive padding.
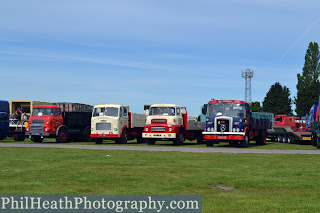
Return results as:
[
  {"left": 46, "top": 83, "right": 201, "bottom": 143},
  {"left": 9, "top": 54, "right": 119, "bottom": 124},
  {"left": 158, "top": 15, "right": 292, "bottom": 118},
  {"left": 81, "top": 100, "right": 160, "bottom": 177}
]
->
[{"left": 253, "top": 42, "right": 320, "bottom": 117}]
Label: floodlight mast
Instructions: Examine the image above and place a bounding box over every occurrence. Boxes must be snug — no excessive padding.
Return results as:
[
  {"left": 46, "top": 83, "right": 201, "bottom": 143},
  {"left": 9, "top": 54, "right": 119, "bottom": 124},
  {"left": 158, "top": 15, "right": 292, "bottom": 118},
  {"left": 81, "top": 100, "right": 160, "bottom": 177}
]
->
[{"left": 241, "top": 69, "right": 254, "bottom": 105}]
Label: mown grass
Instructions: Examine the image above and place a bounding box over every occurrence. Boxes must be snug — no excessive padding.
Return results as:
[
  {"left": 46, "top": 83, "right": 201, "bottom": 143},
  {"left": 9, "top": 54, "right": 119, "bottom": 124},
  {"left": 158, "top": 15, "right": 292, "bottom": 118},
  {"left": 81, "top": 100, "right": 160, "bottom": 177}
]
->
[
  {"left": 0, "top": 147, "right": 320, "bottom": 212},
  {"left": 2, "top": 137, "right": 318, "bottom": 150}
]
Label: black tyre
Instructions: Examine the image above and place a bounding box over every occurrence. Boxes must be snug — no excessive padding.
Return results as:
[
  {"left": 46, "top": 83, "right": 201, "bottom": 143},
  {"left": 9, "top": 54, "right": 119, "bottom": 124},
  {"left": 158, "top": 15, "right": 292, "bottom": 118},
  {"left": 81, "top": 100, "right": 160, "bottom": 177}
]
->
[
  {"left": 206, "top": 141, "right": 214, "bottom": 147},
  {"left": 197, "top": 136, "right": 204, "bottom": 144},
  {"left": 136, "top": 136, "right": 145, "bottom": 143},
  {"left": 32, "top": 136, "right": 43, "bottom": 143},
  {"left": 312, "top": 134, "right": 317, "bottom": 146},
  {"left": 240, "top": 133, "right": 249, "bottom": 147},
  {"left": 317, "top": 137, "right": 320, "bottom": 149},
  {"left": 277, "top": 135, "right": 283, "bottom": 143},
  {"left": 0, "top": 130, "right": 4, "bottom": 141},
  {"left": 56, "top": 128, "right": 68, "bottom": 143},
  {"left": 95, "top": 138, "right": 103, "bottom": 144},
  {"left": 259, "top": 130, "right": 266, "bottom": 145},
  {"left": 173, "top": 129, "right": 185, "bottom": 145},
  {"left": 118, "top": 130, "right": 128, "bottom": 144},
  {"left": 287, "top": 135, "right": 293, "bottom": 144},
  {"left": 147, "top": 139, "right": 156, "bottom": 145},
  {"left": 82, "top": 128, "right": 92, "bottom": 142}
]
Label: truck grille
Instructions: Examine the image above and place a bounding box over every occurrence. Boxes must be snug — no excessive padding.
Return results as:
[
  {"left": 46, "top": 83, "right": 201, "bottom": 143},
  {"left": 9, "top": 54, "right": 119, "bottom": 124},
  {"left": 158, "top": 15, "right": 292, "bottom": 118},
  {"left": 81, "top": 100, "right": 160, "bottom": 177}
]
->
[
  {"left": 217, "top": 119, "right": 230, "bottom": 132},
  {"left": 151, "top": 126, "right": 166, "bottom": 132},
  {"left": 32, "top": 119, "right": 44, "bottom": 124},
  {"left": 96, "top": 123, "right": 111, "bottom": 130},
  {"left": 30, "top": 124, "right": 44, "bottom": 133},
  {"left": 152, "top": 119, "right": 167, "bottom": 124}
]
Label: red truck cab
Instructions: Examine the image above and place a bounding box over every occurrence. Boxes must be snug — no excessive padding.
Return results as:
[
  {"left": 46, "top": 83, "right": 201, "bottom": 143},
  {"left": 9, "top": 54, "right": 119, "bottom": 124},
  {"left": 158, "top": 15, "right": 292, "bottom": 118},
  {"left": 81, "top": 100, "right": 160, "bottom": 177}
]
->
[{"left": 25, "top": 105, "right": 63, "bottom": 142}]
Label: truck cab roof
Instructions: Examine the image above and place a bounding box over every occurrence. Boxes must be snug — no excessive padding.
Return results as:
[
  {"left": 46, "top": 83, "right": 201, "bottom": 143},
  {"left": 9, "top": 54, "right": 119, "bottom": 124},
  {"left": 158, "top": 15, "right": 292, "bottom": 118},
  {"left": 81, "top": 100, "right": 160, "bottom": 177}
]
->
[
  {"left": 208, "top": 100, "right": 248, "bottom": 105},
  {"left": 150, "top": 104, "right": 181, "bottom": 108},
  {"left": 95, "top": 104, "right": 128, "bottom": 108}
]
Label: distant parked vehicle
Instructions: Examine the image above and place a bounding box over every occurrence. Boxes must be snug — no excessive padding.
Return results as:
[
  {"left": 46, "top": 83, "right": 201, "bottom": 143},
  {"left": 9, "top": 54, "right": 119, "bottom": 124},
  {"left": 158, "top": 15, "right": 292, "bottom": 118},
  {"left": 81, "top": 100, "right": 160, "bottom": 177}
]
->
[
  {"left": 0, "top": 100, "right": 9, "bottom": 141},
  {"left": 268, "top": 115, "right": 311, "bottom": 144}
]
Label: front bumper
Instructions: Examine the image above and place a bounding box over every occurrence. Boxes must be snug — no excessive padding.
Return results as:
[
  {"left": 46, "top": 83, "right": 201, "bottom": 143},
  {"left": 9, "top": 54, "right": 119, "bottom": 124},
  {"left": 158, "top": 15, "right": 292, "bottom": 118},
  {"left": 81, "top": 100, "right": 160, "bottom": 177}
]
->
[
  {"left": 26, "top": 132, "right": 50, "bottom": 137},
  {"left": 203, "top": 132, "right": 245, "bottom": 141},
  {"left": 143, "top": 133, "right": 176, "bottom": 139},
  {"left": 91, "top": 134, "right": 119, "bottom": 138}
]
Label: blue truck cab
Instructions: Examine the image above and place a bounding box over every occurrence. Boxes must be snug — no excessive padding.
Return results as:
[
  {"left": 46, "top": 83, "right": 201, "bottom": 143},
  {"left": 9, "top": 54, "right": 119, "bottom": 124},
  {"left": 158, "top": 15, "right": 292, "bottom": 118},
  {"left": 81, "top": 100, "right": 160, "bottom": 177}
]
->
[
  {"left": 203, "top": 100, "right": 272, "bottom": 147},
  {"left": 0, "top": 100, "right": 10, "bottom": 140}
]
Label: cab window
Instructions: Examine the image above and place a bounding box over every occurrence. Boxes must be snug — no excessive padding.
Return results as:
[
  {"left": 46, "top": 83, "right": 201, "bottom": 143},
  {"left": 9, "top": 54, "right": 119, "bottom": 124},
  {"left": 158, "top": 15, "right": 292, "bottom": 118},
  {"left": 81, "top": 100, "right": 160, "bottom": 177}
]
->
[
  {"left": 54, "top": 109, "right": 61, "bottom": 116},
  {"left": 123, "top": 107, "right": 128, "bottom": 116},
  {"left": 177, "top": 108, "right": 180, "bottom": 115}
]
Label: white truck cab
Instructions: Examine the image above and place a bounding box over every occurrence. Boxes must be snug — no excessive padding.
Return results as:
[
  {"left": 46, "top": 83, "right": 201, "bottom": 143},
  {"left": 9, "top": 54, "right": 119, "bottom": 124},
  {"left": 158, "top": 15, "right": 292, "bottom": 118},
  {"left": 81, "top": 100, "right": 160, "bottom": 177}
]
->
[{"left": 91, "top": 104, "right": 146, "bottom": 144}]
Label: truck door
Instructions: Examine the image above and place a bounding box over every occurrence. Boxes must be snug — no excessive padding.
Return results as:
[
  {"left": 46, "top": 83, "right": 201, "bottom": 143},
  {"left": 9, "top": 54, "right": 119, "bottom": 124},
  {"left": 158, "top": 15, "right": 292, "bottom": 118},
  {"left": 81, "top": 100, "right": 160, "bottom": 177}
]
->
[
  {"left": 177, "top": 108, "right": 183, "bottom": 125},
  {"left": 52, "top": 108, "right": 63, "bottom": 132},
  {"left": 120, "top": 107, "right": 129, "bottom": 128}
]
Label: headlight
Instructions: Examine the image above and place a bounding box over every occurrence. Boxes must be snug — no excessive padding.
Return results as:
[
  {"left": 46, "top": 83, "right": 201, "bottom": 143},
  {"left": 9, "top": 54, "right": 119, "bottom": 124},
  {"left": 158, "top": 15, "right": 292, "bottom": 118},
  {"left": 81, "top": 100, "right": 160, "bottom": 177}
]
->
[
  {"left": 236, "top": 128, "right": 240, "bottom": 132},
  {"left": 207, "top": 127, "right": 211, "bottom": 132},
  {"left": 211, "top": 127, "right": 214, "bottom": 132},
  {"left": 45, "top": 127, "right": 49, "bottom": 132},
  {"left": 145, "top": 127, "right": 149, "bottom": 132},
  {"left": 114, "top": 127, "right": 118, "bottom": 131},
  {"left": 91, "top": 127, "right": 94, "bottom": 131},
  {"left": 233, "top": 128, "right": 236, "bottom": 132},
  {"left": 169, "top": 128, "right": 173, "bottom": 132}
]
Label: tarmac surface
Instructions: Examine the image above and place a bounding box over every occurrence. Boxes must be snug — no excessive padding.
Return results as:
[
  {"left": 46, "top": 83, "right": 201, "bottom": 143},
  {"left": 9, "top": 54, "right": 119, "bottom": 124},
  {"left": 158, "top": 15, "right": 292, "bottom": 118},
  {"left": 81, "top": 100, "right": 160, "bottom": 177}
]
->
[{"left": 1, "top": 143, "right": 320, "bottom": 155}]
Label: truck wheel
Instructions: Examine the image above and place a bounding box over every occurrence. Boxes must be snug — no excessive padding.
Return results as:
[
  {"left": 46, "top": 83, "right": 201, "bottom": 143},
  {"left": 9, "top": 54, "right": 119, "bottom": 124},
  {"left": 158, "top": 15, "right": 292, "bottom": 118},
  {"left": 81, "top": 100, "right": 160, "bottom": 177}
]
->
[
  {"left": 197, "top": 136, "right": 204, "bottom": 144},
  {"left": 0, "top": 130, "right": 4, "bottom": 141},
  {"left": 83, "top": 128, "right": 92, "bottom": 142},
  {"left": 257, "top": 130, "right": 266, "bottom": 145},
  {"left": 317, "top": 137, "right": 320, "bottom": 149},
  {"left": 287, "top": 135, "right": 293, "bottom": 144},
  {"left": 240, "top": 133, "right": 249, "bottom": 147},
  {"left": 136, "top": 136, "right": 145, "bottom": 143},
  {"left": 277, "top": 135, "right": 283, "bottom": 143},
  {"left": 95, "top": 138, "right": 103, "bottom": 144},
  {"left": 119, "top": 129, "right": 128, "bottom": 144},
  {"left": 56, "top": 128, "right": 68, "bottom": 143},
  {"left": 32, "top": 136, "right": 43, "bottom": 143},
  {"left": 174, "top": 130, "right": 184, "bottom": 145},
  {"left": 147, "top": 139, "right": 155, "bottom": 145},
  {"left": 206, "top": 141, "right": 214, "bottom": 147},
  {"left": 312, "top": 134, "right": 316, "bottom": 146},
  {"left": 282, "top": 135, "right": 287, "bottom": 143}
]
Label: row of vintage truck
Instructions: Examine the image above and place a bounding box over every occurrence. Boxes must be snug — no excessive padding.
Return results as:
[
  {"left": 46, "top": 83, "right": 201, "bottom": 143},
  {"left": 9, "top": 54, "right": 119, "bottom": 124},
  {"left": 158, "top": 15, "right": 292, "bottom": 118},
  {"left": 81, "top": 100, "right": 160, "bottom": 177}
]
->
[{"left": 0, "top": 99, "right": 319, "bottom": 148}]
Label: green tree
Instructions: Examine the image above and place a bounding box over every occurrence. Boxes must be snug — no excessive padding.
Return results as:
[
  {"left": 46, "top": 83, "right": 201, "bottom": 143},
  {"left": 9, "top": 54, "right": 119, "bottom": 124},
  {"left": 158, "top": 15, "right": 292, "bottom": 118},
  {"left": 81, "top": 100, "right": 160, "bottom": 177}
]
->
[
  {"left": 263, "top": 82, "right": 292, "bottom": 115},
  {"left": 252, "top": 101, "right": 263, "bottom": 112},
  {"left": 295, "top": 42, "right": 320, "bottom": 117}
]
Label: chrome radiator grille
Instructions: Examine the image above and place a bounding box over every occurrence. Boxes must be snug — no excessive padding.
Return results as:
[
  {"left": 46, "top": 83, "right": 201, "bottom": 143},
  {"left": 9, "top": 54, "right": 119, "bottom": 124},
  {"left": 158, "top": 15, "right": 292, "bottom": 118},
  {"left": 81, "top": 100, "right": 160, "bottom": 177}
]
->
[
  {"left": 96, "top": 123, "right": 111, "bottom": 130},
  {"left": 151, "top": 126, "right": 166, "bottom": 132}
]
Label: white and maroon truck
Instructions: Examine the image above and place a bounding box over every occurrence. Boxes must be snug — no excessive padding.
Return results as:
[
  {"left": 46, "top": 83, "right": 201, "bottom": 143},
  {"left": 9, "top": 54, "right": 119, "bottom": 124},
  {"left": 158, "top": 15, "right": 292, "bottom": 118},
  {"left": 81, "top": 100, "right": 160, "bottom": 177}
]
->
[
  {"left": 90, "top": 104, "right": 146, "bottom": 144},
  {"left": 142, "top": 104, "right": 205, "bottom": 145}
]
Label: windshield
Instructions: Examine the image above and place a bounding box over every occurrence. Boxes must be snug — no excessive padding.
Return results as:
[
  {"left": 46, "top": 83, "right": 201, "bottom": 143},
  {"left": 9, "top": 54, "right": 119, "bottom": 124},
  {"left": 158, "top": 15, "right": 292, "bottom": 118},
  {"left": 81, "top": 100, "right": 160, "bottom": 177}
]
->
[
  {"left": 93, "top": 107, "right": 119, "bottom": 117},
  {"left": 32, "top": 108, "right": 53, "bottom": 116},
  {"left": 208, "top": 103, "right": 245, "bottom": 117},
  {"left": 149, "top": 107, "right": 175, "bottom": 116}
]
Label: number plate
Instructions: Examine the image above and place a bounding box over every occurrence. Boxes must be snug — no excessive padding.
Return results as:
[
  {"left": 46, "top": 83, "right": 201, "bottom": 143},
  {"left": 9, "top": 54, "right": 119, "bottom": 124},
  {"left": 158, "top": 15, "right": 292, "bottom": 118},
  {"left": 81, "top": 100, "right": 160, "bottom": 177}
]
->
[{"left": 218, "top": 136, "right": 227, "bottom": 139}]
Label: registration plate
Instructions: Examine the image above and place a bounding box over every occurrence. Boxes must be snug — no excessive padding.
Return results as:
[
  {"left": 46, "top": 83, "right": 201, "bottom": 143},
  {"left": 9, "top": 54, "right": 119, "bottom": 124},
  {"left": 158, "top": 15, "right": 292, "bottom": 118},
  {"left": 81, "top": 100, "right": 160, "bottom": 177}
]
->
[
  {"left": 218, "top": 136, "right": 227, "bottom": 139},
  {"left": 99, "top": 134, "right": 107, "bottom": 137}
]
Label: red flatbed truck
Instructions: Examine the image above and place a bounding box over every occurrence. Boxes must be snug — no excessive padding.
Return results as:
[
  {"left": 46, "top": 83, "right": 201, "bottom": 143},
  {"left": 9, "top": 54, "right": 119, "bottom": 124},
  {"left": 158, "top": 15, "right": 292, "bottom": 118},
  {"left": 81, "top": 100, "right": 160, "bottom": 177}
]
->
[{"left": 142, "top": 104, "right": 205, "bottom": 145}]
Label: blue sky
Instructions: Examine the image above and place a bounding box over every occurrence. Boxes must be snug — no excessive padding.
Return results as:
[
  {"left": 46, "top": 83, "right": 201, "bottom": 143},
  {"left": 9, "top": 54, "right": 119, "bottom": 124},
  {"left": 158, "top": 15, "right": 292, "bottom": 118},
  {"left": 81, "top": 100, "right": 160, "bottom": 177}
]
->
[{"left": 1, "top": 0, "right": 320, "bottom": 115}]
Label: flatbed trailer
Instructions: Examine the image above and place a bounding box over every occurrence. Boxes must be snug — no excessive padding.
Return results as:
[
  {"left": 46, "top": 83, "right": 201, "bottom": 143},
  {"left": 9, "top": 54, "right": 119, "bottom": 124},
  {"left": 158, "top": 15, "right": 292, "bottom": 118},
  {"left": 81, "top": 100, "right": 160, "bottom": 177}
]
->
[{"left": 268, "top": 124, "right": 311, "bottom": 144}]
